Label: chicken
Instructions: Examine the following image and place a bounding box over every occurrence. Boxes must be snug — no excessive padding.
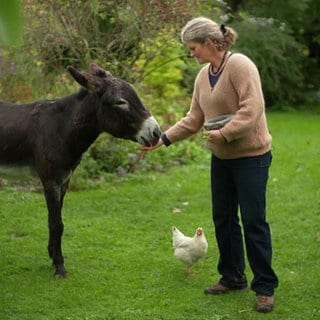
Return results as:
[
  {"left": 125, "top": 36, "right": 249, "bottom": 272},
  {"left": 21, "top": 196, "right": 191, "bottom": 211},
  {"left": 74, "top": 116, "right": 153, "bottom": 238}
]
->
[{"left": 172, "top": 226, "right": 208, "bottom": 274}]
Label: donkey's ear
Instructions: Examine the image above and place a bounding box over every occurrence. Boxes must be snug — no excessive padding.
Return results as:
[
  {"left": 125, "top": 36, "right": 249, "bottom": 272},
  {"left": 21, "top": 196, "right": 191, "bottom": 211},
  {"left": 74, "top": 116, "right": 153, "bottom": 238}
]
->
[
  {"left": 67, "top": 66, "right": 103, "bottom": 92},
  {"left": 89, "top": 63, "right": 113, "bottom": 78}
]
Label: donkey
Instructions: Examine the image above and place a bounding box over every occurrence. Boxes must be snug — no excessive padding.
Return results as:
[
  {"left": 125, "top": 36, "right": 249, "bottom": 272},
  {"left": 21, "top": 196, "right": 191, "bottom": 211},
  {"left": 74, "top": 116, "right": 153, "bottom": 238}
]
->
[{"left": 0, "top": 63, "right": 161, "bottom": 276}]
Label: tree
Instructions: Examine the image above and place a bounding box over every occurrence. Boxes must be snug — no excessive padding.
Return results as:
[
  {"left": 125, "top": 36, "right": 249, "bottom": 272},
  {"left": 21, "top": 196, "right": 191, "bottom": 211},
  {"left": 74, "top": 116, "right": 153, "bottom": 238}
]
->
[
  {"left": 21, "top": 0, "right": 198, "bottom": 80},
  {"left": 223, "top": 0, "right": 319, "bottom": 107}
]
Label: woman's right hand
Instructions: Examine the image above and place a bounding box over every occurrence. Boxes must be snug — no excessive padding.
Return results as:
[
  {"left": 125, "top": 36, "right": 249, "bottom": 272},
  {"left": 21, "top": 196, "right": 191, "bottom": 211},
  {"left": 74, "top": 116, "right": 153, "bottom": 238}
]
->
[{"left": 137, "top": 138, "right": 163, "bottom": 151}]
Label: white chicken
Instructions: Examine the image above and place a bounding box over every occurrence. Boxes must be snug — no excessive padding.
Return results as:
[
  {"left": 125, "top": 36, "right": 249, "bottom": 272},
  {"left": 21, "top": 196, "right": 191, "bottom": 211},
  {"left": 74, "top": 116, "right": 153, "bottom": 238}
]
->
[{"left": 172, "top": 226, "right": 208, "bottom": 274}]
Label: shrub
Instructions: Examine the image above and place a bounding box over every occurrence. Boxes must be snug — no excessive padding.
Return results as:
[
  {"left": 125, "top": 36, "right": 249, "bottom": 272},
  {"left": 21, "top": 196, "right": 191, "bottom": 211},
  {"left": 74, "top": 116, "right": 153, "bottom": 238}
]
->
[
  {"left": 231, "top": 15, "right": 305, "bottom": 107},
  {"left": 70, "top": 135, "right": 210, "bottom": 189}
]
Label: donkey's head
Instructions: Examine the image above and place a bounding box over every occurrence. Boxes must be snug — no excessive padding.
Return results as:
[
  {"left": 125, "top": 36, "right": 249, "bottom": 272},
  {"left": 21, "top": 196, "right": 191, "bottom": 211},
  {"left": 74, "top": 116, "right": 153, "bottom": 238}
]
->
[{"left": 67, "top": 63, "right": 161, "bottom": 146}]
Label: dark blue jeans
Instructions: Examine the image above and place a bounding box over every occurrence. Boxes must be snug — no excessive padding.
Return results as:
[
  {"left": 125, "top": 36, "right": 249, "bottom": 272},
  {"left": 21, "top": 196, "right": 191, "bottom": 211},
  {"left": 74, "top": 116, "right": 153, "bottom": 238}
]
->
[{"left": 210, "top": 151, "right": 278, "bottom": 296}]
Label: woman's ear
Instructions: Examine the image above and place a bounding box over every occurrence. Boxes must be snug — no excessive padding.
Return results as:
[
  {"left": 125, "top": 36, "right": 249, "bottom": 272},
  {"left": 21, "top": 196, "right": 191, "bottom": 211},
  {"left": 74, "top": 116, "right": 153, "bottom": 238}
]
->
[{"left": 204, "top": 37, "right": 213, "bottom": 47}]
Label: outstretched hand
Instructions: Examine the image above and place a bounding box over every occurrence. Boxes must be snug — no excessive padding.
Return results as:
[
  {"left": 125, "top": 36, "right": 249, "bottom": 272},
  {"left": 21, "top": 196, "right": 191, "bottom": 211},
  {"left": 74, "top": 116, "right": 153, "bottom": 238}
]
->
[{"left": 137, "top": 138, "right": 163, "bottom": 151}]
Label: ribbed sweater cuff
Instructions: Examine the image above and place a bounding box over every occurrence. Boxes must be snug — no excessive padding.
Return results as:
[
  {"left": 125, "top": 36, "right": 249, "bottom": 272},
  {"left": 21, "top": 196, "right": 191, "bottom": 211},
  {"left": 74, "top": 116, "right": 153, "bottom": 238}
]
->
[{"left": 161, "top": 133, "right": 171, "bottom": 147}]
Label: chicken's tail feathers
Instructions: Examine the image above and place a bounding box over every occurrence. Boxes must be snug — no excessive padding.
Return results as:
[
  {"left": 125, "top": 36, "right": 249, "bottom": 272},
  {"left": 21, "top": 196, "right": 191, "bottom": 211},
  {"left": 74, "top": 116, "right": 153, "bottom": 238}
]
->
[
  {"left": 172, "top": 226, "right": 182, "bottom": 235},
  {"left": 172, "top": 226, "right": 185, "bottom": 237},
  {"left": 172, "top": 226, "right": 186, "bottom": 247}
]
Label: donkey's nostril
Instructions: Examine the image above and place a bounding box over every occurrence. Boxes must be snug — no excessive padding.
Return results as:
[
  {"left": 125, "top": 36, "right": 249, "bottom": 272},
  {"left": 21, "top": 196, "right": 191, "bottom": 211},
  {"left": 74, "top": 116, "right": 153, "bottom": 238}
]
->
[{"left": 153, "top": 128, "right": 161, "bottom": 139}]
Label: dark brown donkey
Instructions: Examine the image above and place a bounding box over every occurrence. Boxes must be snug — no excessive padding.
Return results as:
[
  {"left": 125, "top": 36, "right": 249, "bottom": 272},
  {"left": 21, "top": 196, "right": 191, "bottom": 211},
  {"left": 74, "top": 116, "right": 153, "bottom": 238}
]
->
[{"left": 0, "top": 63, "right": 161, "bottom": 276}]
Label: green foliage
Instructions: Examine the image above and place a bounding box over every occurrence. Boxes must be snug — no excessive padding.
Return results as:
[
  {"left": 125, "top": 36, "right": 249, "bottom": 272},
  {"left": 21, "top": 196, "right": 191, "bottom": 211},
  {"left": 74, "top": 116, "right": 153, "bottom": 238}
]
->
[
  {"left": 137, "top": 138, "right": 210, "bottom": 172},
  {"left": 224, "top": 0, "right": 320, "bottom": 107},
  {"left": 1, "top": 0, "right": 320, "bottom": 184},
  {"left": 1, "top": 112, "right": 320, "bottom": 320},
  {"left": 11, "top": 1, "right": 198, "bottom": 79},
  {"left": 134, "top": 32, "right": 191, "bottom": 124},
  {"left": 0, "top": 0, "right": 22, "bottom": 45},
  {"left": 231, "top": 15, "right": 305, "bottom": 107},
  {"left": 1, "top": 0, "right": 319, "bottom": 105},
  {"left": 0, "top": 42, "right": 79, "bottom": 103},
  {"left": 71, "top": 135, "right": 209, "bottom": 190},
  {"left": 135, "top": 33, "right": 185, "bottom": 98},
  {"left": 85, "top": 135, "right": 135, "bottom": 174},
  {"left": 299, "top": 0, "right": 320, "bottom": 91}
]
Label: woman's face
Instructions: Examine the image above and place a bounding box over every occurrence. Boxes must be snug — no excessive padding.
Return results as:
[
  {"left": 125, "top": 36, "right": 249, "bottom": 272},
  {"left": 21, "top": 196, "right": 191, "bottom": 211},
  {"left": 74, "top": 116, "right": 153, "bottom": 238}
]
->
[{"left": 185, "top": 39, "right": 214, "bottom": 64}]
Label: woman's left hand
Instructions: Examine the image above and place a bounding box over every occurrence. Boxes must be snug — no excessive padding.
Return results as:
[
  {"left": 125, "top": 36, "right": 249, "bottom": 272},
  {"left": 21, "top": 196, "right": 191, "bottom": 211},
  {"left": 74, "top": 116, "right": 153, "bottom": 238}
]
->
[{"left": 206, "top": 129, "right": 226, "bottom": 143}]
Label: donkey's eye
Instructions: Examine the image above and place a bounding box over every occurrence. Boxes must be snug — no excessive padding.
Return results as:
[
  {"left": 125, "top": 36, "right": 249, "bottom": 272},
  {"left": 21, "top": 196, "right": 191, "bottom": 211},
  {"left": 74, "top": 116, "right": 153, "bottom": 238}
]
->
[
  {"left": 96, "top": 70, "right": 106, "bottom": 77},
  {"left": 115, "top": 98, "right": 129, "bottom": 110},
  {"left": 115, "top": 98, "right": 127, "bottom": 105}
]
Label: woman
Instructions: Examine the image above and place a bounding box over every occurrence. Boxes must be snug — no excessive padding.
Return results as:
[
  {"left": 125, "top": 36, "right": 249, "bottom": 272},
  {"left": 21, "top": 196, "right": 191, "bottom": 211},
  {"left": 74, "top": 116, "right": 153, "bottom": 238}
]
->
[{"left": 139, "top": 17, "right": 278, "bottom": 313}]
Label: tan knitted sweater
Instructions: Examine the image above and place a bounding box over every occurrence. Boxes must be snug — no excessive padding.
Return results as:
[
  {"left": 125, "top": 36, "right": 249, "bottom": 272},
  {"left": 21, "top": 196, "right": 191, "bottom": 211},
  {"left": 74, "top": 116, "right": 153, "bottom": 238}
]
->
[{"left": 164, "top": 53, "right": 272, "bottom": 159}]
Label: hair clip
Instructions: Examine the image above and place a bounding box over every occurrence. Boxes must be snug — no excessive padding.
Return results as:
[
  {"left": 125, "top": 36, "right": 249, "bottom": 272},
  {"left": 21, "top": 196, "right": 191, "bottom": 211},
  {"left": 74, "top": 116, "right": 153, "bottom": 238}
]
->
[{"left": 220, "top": 24, "right": 226, "bottom": 34}]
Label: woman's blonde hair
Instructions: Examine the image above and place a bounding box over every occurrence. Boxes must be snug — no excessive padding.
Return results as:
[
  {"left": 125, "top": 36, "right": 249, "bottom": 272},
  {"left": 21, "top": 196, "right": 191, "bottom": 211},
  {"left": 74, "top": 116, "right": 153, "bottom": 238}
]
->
[{"left": 181, "top": 17, "right": 238, "bottom": 51}]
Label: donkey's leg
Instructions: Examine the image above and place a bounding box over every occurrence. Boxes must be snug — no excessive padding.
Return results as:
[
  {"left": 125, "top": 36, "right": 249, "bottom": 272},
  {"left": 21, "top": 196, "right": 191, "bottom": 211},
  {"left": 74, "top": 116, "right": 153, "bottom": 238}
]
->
[{"left": 43, "top": 182, "right": 67, "bottom": 276}]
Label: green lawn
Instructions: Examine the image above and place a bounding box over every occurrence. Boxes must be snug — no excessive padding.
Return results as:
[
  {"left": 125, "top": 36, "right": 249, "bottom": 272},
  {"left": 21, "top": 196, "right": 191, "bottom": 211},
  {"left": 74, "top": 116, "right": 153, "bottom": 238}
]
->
[{"left": 0, "top": 112, "right": 319, "bottom": 320}]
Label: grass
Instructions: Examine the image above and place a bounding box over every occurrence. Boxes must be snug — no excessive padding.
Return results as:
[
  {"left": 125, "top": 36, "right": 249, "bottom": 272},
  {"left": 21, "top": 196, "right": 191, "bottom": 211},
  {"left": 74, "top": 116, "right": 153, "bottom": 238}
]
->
[{"left": 1, "top": 111, "right": 320, "bottom": 320}]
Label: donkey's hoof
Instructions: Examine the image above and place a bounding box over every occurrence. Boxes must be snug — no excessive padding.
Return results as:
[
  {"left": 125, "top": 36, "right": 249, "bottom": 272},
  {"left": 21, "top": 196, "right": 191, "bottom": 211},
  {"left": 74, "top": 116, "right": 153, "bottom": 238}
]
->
[{"left": 54, "top": 266, "right": 67, "bottom": 278}]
